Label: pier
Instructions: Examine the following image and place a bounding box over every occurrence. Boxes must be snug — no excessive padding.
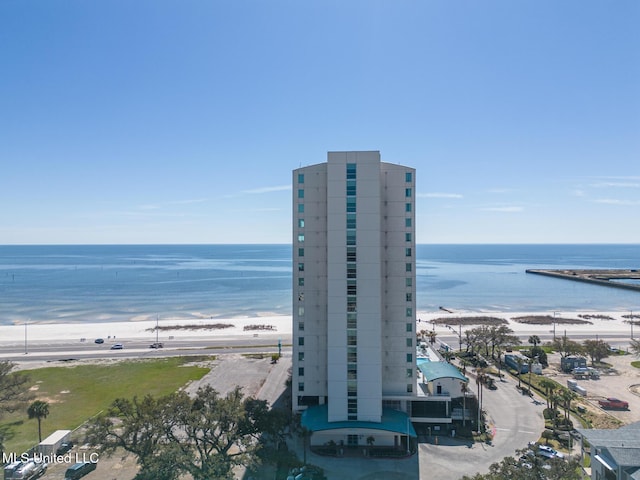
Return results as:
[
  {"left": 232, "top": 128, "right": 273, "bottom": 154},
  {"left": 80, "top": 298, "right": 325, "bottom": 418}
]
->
[{"left": 526, "top": 269, "right": 640, "bottom": 292}]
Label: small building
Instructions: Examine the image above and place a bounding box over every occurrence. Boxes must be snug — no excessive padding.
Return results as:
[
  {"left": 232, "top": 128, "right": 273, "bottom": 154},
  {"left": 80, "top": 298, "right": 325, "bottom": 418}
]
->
[
  {"left": 504, "top": 353, "right": 529, "bottom": 374},
  {"left": 560, "top": 355, "right": 587, "bottom": 373},
  {"left": 38, "top": 429, "right": 71, "bottom": 456},
  {"left": 576, "top": 422, "right": 640, "bottom": 480}
]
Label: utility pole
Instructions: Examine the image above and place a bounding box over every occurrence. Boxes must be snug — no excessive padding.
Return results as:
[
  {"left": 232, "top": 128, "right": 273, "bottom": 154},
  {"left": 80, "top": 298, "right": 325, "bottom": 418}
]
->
[{"left": 24, "top": 319, "right": 28, "bottom": 355}]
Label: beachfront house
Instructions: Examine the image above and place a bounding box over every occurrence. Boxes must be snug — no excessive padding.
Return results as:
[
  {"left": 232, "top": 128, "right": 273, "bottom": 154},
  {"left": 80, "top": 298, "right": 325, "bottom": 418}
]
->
[{"left": 576, "top": 422, "right": 640, "bottom": 480}]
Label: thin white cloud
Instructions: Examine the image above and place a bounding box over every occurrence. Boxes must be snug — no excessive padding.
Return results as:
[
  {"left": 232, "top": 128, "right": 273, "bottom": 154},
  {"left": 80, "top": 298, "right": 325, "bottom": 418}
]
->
[
  {"left": 590, "top": 182, "right": 640, "bottom": 188},
  {"left": 137, "top": 198, "right": 207, "bottom": 210},
  {"left": 572, "top": 189, "right": 586, "bottom": 197},
  {"left": 486, "top": 188, "right": 514, "bottom": 194},
  {"left": 594, "top": 198, "right": 640, "bottom": 206},
  {"left": 419, "top": 192, "right": 463, "bottom": 199},
  {"left": 241, "top": 185, "right": 291, "bottom": 194},
  {"left": 479, "top": 206, "right": 524, "bottom": 212}
]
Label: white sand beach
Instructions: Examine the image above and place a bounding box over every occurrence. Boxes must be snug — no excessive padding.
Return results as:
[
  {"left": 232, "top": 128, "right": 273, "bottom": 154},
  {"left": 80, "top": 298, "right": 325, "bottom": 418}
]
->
[{"left": 0, "top": 310, "right": 636, "bottom": 346}]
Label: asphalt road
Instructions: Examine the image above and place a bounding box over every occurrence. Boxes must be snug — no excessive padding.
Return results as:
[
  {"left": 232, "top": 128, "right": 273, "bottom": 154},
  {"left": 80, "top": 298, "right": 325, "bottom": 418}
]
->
[{"left": 0, "top": 336, "right": 292, "bottom": 364}]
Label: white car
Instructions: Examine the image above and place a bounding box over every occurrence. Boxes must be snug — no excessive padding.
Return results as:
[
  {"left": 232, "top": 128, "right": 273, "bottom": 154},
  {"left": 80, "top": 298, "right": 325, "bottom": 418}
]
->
[{"left": 537, "top": 445, "right": 564, "bottom": 459}]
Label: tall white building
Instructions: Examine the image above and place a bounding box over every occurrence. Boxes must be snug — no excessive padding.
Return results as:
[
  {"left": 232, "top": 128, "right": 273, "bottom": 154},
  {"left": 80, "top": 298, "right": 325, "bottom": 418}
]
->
[{"left": 293, "top": 151, "right": 417, "bottom": 450}]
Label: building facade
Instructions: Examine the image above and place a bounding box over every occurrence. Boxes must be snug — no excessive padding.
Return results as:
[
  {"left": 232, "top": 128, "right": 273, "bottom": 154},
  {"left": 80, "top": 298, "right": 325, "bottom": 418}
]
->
[{"left": 292, "top": 151, "right": 416, "bottom": 430}]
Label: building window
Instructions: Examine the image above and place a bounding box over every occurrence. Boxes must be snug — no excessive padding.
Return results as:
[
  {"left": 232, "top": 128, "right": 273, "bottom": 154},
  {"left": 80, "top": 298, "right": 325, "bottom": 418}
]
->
[
  {"left": 347, "top": 283, "right": 357, "bottom": 295},
  {"left": 406, "top": 323, "right": 412, "bottom": 332},
  {"left": 347, "top": 347, "right": 357, "bottom": 363},
  {"left": 298, "top": 306, "right": 304, "bottom": 316},
  {"left": 298, "top": 219, "right": 305, "bottom": 228},
  {"left": 298, "top": 352, "right": 304, "bottom": 361},
  {"left": 298, "top": 204, "right": 304, "bottom": 213},
  {"left": 346, "top": 179, "right": 356, "bottom": 196},
  {"left": 298, "top": 263, "right": 304, "bottom": 272},
  {"left": 405, "top": 188, "right": 412, "bottom": 197},
  {"left": 298, "top": 234, "right": 305, "bottom": 243},
  {"left": 406, "top": 307, "right": 412, "bottom": 317},
  {"left": 406, "top": 172, "right": 412, "bottom": 182},
  {"left": 298, "top": 321, "right": 304, "bottom": 331},
  {"left": 346, "top": 213, "right": 356, "bottom": 229},
  {"left": 406, "top": 232, "right": 412, "bottom": 242},
  {"left": 407, "top": 384, "right": 413, "bottom": 393},
  {"left": 405, "top": 263, "right": 412, "bottom": 272},
  {"left": 347, "top": 334, "right": 357, "bottom": 346},
  {"left": 298, "top": 367, "right": 304, "bottom": 376},
  {"left": 298, "top": 248, "right": 304, "bottom": 257},
  {"left": 406, "top": 293, "right": 412, "bottom": 302},
  {"left": 346, "top": 197, "right": 356, "bottom": 212},
  {"left": 405, "top": 247, "right": 412, "bottom": 257},
  {"left": 406, "top": 338, "right": 412, "bottom": 347},
  {"left": 347, "top": 364, "right": 357, "bottom": 380},
  {"left": 406, "top": 368, "right": 413, "bottom": 378},
  {"left": 298, "top": 173, "right": 304, "bottom": 184},
  {"left": 347, "top": 313, "right": 357, "bottom": 328},
  {"left": 348, "top": 398, "right": 358, "bottom": 414},
  {"left": 298, "top": 382, "right": 304, "bottom": 392},
  {"left": 407, "top": 353, "right": 413, "bottom": 363},
  {"left": 347, "top": 264, "right": 357, "bottom": 278},
  {"left": 346, "top": 247, "right": 356, "bottom": 262},
  {"left": 406, "top": 277, "right": 412, "bottom": 287},
  {"left": 347, "top": 298, "right": 357, "bottom": 312},
  {"left": 298, "top": 337, "right": 304, "bottom": 346},
  {"left": 346, "top": 230, "right": 356, "bottom": 245},
  {"left": 298, "top": 189, "right": 304, "bottom": 199},
  {"left": 347, "top": 163, "right": 356, "bottom": 179},
  {"left": 298, "top": 277, "right": 305, "bottom": 286},
  {"left": 405, "top": 217, "right": 411, "bottom": 227},
  {"left": 405, "top": 203, "right": 412, "bottom": 212},
  {"left": 347, "top": 380, "right": 357, "bottom": 396}
]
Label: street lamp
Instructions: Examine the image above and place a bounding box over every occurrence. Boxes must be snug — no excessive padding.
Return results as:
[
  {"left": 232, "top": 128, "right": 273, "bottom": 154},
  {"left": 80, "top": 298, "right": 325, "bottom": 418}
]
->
[{"left": 552, "top": 312, "right": 560, "bottom": 341}]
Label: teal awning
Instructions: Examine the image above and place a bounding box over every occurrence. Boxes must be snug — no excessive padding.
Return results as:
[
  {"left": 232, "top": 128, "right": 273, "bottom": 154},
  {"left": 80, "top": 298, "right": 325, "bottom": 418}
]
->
[
  {"left": 417, "top": 360, "right": 468, "bottom": 383},
  {"left": 302, "top": 404, "right": 417, "bottom": 437}
]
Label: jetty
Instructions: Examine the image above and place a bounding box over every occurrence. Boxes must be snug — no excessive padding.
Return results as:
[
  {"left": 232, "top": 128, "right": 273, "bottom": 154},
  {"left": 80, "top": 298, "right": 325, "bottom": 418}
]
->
[{"left": 526, "top": 269, "right": 640, "bottom": 292}]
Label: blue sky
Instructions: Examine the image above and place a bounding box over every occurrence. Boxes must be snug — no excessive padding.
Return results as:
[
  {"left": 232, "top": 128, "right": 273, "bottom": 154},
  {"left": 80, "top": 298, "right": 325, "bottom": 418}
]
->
[{"left": 1, "top": 1, "right": 638, "bottom": 244}]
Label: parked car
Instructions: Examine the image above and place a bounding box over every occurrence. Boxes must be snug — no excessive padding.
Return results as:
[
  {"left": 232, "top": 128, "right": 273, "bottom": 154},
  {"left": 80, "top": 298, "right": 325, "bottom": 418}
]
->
[
  {"left": 598, "top": 398, "right": 629, "bottom": 409},
  {"left": 9, "top": 459, "right": 47, "bottom": 479},
  {"left": 56, "top": 441, "right": 74, "bottom": 455},
  {"left": 64, "top": 462, "right": 96, "bottom": 480},
  {"left": 149, "top": 342, "right": 164, "bottom": 348},
  {"left": 94, "top": 338, "right": 104, "bottom": 344},
  {"left": 110, "top": 343, "right": 123, "bottom": 350},
  {"left": 537, "top": 445, "right": 564, "bottom": 459}
]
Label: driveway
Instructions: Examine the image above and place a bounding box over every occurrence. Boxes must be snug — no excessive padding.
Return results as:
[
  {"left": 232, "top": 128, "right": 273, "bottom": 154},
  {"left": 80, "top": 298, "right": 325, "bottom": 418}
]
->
[{"left": 418, "top": 370, "right": 545, "bottom": 479}]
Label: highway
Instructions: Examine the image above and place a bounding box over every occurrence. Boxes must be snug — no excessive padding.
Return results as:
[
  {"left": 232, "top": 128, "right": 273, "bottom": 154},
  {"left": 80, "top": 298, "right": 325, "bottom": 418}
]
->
[{"left": 0, "top": 335, "right": 293, "bottom": 364}]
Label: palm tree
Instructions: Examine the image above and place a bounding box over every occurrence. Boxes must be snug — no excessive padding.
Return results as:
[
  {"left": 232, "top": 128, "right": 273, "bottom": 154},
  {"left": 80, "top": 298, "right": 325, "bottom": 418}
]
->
[
  {"left": 539, "top": 378, "right": 557, "bottom": 409},
  {"left": 560, "top": 388, "right": 577, "bottom": 426},
  {"left": 528, "top": 335, "right": 541, "bottom": 347},
  {"left": 27, "top": 400, "right": 50, "bottom": 443}
]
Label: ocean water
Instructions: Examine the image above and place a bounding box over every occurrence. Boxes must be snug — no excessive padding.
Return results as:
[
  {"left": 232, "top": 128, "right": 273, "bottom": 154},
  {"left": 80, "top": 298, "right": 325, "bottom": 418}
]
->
[{"left": 0, "top": 244, "right": 639, "bottom": 325}]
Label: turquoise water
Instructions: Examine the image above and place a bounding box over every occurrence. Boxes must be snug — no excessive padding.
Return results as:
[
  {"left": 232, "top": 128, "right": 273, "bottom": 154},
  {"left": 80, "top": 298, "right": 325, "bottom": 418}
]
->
[{"left": 0, "top": 244, "right": 638, "bottom": 325}]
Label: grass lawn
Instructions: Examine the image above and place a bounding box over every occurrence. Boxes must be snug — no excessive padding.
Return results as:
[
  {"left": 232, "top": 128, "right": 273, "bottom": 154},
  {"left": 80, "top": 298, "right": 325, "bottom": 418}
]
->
[
  {"left": 632, "top": 361, "right": 640, "bottom": 369},
  {"left": 2, "top": 356, "right": 211, "bottom": 455}
]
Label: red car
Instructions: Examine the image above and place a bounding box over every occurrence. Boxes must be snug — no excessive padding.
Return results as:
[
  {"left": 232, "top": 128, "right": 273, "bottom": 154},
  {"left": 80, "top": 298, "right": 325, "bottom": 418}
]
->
[{"left": 598, "top": 398, "right": 629, "bottom": 409}]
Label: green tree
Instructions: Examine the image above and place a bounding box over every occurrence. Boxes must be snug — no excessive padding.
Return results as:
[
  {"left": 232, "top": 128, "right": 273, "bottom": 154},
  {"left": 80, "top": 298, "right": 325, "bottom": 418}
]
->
[
  {"left": 631, "top": 338, "right": 640, "bottom": 357},
  {"left": 552, "top": 335, "right": 583, "bottom": 358},
  {"left": 27, "top": 400, "right": 50, "bottom": 443},
  {"left": 538, "top": 378, "right": 558, "bottom": 409},
  {"left": 528, "top": 335, "right": 541, "bottom": 347},
  {"left": 0, "top": 361, "right": 33, "bottom": 453},
  {"left": 460, "top": 447, "right": 581, "bottom": 479},
  {"left": 582, "top": 339, "right": 610, "bottom": 366},
  {"left": 88, "top": 385, "right": 288, "bottom": 480},
  {"left": 0, "top": 361, "right": 33, "bottom": 417}
]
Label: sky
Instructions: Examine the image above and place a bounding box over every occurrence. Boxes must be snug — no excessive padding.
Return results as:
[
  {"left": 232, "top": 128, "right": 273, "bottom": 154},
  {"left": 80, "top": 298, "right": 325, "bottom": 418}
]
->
[{"left": 1, "top": 1, "right": 639, "bottom": 245}]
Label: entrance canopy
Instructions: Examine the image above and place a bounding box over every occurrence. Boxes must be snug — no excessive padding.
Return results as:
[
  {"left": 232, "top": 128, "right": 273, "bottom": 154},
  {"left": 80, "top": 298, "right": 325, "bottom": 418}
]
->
[{"left": 301, "top": 404, "right": 417, "bottom": 437}]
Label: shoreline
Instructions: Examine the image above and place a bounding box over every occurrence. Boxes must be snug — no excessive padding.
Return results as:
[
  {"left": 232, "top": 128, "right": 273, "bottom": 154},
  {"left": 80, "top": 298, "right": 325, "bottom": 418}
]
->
[{"left": 0, "top": 309, "right": 636, "bottom": 345}]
